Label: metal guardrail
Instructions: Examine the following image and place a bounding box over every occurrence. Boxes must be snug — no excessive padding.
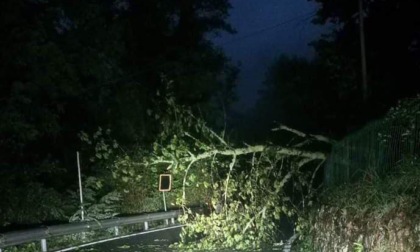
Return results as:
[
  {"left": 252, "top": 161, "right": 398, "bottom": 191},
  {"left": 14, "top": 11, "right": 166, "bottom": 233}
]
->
[{"left": 0, "top": 210, "right": 182, "bottom": 252}]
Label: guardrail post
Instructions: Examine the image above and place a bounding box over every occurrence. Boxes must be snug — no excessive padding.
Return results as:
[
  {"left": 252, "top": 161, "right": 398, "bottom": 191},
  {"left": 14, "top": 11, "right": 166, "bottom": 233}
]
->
[
  {"left": 144, "top": 221, "right": 149, "bottom": 230},
  {"left": 114, "top": 226, "right": 119, "bottom": 236},
  {"left": 171, "top": 217, "right": 175, "bottom": 224},
  {"left": 41, "top": 239, "right": 47, "bottom": 252}
]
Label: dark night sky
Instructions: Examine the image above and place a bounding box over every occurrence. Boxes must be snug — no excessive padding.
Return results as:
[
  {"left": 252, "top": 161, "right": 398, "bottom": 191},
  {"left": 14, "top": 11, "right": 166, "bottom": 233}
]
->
[{"left": 212, "top": 0, "right": 328, "bottom": 112}]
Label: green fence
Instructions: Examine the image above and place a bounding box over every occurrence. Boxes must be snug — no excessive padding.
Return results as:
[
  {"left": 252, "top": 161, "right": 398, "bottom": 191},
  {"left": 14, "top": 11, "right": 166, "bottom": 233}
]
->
[{"left": 325, "top": 113, "right": 420, "bottom": 187}]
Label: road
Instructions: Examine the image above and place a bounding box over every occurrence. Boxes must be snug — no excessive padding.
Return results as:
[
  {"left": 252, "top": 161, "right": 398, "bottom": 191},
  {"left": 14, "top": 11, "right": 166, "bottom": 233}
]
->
[
  {"left": 56, "top": 222, "right": 293, "bottom": 251},
  {"left": 58, "top": 226, "right": 182, "bottom": 252}
]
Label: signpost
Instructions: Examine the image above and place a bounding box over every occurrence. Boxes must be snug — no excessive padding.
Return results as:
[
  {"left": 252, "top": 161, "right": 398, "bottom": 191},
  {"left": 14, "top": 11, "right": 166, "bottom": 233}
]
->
[
  {"left": 159, "top": 174, "right": 172, "bottom": 224},
  {"left": 159, "top": 174, "right": 172, "bottom": 192}
]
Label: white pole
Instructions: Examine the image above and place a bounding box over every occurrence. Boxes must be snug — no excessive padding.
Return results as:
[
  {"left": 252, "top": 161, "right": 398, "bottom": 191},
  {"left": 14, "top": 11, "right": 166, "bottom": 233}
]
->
[
  {"left": 41, "top": 239, "right": 47, "bottom": 252},
  {"left": 163, "top": 191, "right": 169, "bottom": 225},
  {"left": 77, "top": 151, "right": 85, "bottom": 221},
  {"left": 163, "top": 191, "right": 167, "bottom": 212}
]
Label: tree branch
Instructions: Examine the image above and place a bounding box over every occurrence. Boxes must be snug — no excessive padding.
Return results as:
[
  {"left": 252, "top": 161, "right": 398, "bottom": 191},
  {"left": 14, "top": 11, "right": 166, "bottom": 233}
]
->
[
  {"left": 190, "top": 145, "right": 327, "bottom": 163},
  {"left": 224, "top": 154, "right": 237, "bottom": 208},
  {"left": 151, "top": 145, "right": 327, "bottom": 167},
  {"left": 272, "top": 124, "right": 335, "bottom": 144}
]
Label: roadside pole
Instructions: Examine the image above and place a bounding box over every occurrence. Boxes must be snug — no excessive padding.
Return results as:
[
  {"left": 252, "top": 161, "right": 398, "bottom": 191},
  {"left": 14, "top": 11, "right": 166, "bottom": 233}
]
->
[{"left": 77, "top": 151, "right": 85, "bottom": 221}]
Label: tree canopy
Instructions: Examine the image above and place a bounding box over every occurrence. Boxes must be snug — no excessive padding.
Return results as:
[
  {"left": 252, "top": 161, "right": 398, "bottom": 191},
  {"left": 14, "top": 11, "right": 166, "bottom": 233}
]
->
[
  {"left": 254, "top": 0, "right": 420, "bottom": 139},
  {"left": 0, "top": 0, "right": 237, "bottom": 173}
]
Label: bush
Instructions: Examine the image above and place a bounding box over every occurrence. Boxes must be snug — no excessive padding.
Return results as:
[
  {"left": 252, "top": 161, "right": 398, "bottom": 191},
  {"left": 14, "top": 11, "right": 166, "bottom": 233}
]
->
[
  {"left": 0, "top": 180, "right": 67, "bottom": 227},
  {"left": 297, "top": 157, "right": 420, "bottom": 252}
]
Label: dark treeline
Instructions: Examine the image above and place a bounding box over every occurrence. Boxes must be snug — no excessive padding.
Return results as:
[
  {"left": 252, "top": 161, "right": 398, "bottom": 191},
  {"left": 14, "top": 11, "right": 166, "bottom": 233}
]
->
[
  {"left": 249, "top": 0, "right": 420, "bottom": 141},
  {"left": 0, "top": 0, "right": 237, "bottom": 226},
  {"left": 0, "top": 0, "right": 237, "bottom": 174}
]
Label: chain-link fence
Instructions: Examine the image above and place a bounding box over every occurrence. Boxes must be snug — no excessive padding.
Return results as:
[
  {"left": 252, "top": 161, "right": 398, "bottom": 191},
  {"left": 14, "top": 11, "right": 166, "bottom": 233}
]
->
[{"left": 324, "top": 113, "right": 420, "bottom": 187}]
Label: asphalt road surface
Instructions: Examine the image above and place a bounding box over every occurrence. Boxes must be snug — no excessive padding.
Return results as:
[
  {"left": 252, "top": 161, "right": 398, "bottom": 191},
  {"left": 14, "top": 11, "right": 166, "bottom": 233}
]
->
[
  {"left": 63, "top": 226, "right": 182, "bottom": 252},
  {"left": 57, "top": 224, "right": 291, "bottom": 251}
]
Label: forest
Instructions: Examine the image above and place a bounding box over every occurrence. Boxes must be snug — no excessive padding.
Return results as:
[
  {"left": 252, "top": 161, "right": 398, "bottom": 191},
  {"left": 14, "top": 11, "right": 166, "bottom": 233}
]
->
[{"left": 1, "top": 0, "right": 420, "bottom": 251}]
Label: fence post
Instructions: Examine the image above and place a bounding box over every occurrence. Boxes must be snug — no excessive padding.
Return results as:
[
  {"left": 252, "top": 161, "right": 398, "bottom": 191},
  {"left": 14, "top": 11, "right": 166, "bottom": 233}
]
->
[{"left": 41, "top": 239, "right": 47, "bottom": 252}]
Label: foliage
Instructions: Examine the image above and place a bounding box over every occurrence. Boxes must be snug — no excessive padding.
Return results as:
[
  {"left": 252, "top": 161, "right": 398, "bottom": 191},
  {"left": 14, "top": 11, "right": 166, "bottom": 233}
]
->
[
  {"left": 296, "top": 157, "right": 420, "bottom": 252},
  {"left": 136, "top": 100, "right": 329, "bottom": 250},
  {"left": 0, "top": 172, "right": 68, "bottom": 227},
  {"left": 353, "top": 243, "right": 364, "bottom": 252},
  {"left": 2, "top": 243, "right": 39, "bottom": 252},
  {"left": 380, "top": 95, "right": 420, "bottom": 144},
  {"left": 177, "top": 157, "right": 296, "bottom": 250},
  {"left": 79, "top": 127, "right": 120, "bottom": 164},
  {"left": 77, "top": 124, "right": 165, "bottom": 215},
  {"left": 0, "top": 0, "right": 237, "bottom": 203},
  {"left": 75, "top": 105, "right": 210, "bottom": 216},
  {"left": 69, "top": 176, "right": 121, "bottom": 222}
]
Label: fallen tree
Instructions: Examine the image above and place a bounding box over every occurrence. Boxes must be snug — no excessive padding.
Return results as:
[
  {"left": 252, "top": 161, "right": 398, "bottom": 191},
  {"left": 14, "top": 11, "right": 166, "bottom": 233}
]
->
[{"left": 140, "top": 98, "right": 331, "bottom": 250}]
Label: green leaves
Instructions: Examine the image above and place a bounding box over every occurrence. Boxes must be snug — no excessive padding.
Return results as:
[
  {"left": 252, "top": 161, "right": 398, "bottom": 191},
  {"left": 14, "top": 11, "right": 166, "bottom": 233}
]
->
[
  {"left": 380, "top": 95, "right": 420, "bottom": 145},
  {"left": 69, "top": 177, "right": 121, "bottom": 222},
  {"left": 177, "top": 152, "right": 306, "bottom": 250}
]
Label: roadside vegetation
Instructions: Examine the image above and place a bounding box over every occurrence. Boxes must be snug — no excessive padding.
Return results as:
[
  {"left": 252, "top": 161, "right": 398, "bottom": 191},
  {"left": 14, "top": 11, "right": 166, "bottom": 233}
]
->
[{"left": 296, "top": 157, "right": 420, "bottom": 252}]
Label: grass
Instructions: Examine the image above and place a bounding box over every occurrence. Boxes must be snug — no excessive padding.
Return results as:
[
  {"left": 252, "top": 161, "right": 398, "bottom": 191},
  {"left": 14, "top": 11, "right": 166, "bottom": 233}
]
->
[{"left": 295, "top": 156, "right": 420, "bottom": 252}]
